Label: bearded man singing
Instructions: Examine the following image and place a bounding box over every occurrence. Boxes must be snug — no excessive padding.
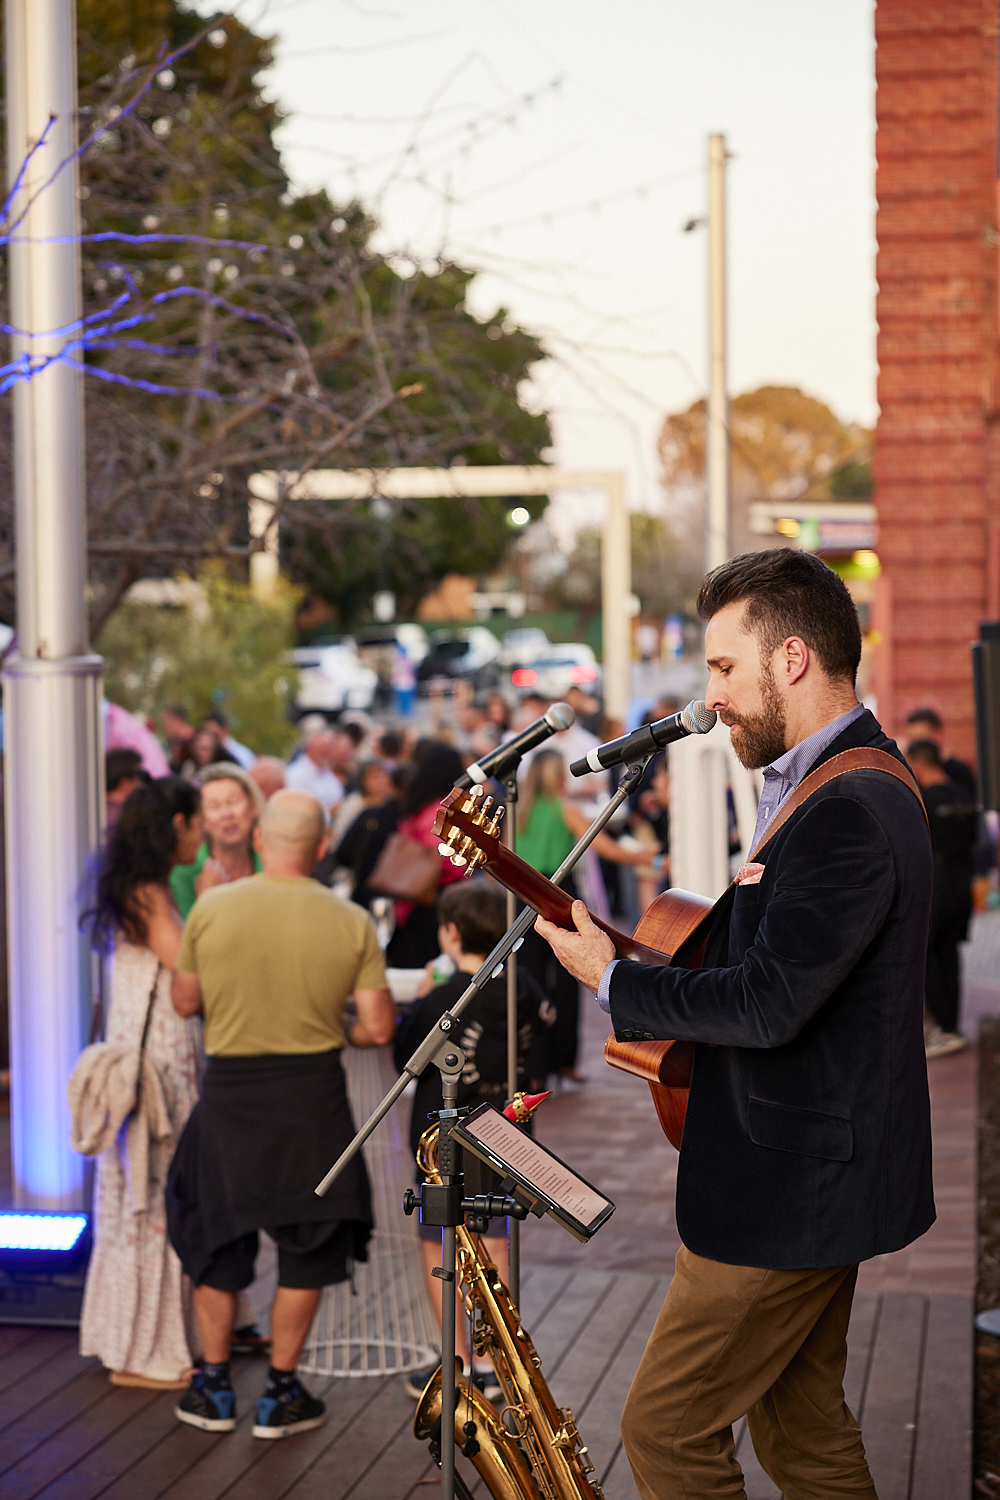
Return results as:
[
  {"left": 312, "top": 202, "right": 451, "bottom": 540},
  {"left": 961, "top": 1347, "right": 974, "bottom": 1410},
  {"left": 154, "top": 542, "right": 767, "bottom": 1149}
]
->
[{"left": 536, "top": 549, "right": 934, "bottom": 1500}]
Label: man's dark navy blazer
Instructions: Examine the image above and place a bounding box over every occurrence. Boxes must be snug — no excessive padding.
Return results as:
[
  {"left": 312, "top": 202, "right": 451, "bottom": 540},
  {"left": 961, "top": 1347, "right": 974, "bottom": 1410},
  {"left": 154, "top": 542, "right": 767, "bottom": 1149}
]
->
[{"left": 609, "top": 708, "right": 936, "bottom": 1269}]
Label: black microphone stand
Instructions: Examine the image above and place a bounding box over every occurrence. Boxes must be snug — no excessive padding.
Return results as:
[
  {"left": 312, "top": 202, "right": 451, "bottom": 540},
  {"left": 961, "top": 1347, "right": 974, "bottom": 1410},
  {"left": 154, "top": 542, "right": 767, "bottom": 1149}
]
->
[
  {"left": 315, "top": 756, "right": 652, "bottom": 1500},
  {"left": 502, "top": 767, "right": 521, "bottom": 1304}
]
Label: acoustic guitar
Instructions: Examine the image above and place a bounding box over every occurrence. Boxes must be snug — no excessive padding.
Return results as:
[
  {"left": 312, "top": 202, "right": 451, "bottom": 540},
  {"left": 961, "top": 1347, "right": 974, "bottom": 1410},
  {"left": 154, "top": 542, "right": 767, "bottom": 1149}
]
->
[
  {"left": 433, "top": 746, "right": 925, "bottom": 1153},
  {"left": 432, "top": 787, "right": 714, "bottom": 1150}
]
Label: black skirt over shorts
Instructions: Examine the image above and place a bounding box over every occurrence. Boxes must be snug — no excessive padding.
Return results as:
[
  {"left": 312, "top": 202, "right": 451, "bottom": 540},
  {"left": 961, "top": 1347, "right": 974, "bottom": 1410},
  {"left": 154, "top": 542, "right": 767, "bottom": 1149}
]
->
[{"left": 166, "top": 1048, "right": 372, "bottom": 1290}]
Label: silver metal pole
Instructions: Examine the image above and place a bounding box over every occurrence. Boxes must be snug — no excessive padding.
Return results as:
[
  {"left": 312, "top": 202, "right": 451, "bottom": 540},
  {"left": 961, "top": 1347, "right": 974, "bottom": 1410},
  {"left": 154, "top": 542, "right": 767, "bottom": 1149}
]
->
[
  {"left": 706, "top": 133, "right": 729, "bottom": 572},
  {"left": 601, "top": 471, "right": 631, "bottom": 720},
  {"left": 4, "top": 0, "right": 103, "bottom": 1209}
]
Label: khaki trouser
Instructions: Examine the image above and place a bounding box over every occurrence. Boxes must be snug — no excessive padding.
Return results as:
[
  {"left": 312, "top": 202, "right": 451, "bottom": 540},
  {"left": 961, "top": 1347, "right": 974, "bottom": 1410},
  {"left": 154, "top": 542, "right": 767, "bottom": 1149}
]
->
[{"left": 621, "top": 1244, "right": 878, "bottom": 1500}]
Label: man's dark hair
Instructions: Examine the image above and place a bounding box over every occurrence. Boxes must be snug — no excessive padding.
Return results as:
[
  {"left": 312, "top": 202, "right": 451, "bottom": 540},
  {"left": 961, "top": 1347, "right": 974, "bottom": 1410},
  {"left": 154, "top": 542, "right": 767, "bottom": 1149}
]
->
[
  {"left": 378, "top": 730, "right": 402, "bottom": 758},
  {"left": 105, "top": 748, "right": 146, "bottom": 794},
  {"left": 437, "top": 877, "right": 506, "bottom": 957},
  {"left": 906, "top": 706, "right": 942, "bottom": 731},
  {"left": 697, "top": 548, "right": 862, "bottom": 682},
  {"left": 336, "top": 719, "right": 365, "bottom": 747},
  {"left": 906, "top": 738, "right": 944, "bottom": 771},
  {"left": 204, "top": 708, "right": 229, "bottom": 730}
]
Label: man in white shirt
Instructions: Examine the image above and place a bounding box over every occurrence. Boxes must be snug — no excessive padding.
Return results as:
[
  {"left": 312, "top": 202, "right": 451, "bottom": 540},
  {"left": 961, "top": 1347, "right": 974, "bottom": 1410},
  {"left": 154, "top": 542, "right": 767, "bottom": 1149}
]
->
[
  {"left": 285, "top": 719, "right": 344, "bottom": 815},
  {"left": 204, "top": 710, "right": 257, "bottom": 770},
  {"left": 514, "top": 690, "right": 606, "bottom": 804}
]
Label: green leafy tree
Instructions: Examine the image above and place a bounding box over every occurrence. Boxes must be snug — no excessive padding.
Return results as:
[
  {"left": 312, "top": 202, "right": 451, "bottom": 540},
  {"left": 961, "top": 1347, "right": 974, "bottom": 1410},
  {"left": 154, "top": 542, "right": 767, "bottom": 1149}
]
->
[
  {"left": 0, "top": 1, "right": 551, "bottom": 632},
  {"left": 97, "top": 567, "right": 300, "bottom": 755}
]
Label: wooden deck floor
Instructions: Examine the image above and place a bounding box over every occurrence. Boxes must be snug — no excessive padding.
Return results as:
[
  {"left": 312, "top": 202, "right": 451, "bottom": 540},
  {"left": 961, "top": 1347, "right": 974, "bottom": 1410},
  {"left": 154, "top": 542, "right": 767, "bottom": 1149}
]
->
[
  {"left": 1, "top": 912, "right": 994, "bottom": 1498},
  {"left": 0, "top": 1270, "right": 973, "bottom": 1499}
]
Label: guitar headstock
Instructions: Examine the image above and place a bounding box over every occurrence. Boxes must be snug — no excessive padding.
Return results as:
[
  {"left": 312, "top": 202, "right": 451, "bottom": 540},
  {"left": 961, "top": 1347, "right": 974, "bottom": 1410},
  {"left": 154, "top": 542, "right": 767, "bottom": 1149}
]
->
[{"left": 433, "top": 786, "right": 505, "bottom": 877}]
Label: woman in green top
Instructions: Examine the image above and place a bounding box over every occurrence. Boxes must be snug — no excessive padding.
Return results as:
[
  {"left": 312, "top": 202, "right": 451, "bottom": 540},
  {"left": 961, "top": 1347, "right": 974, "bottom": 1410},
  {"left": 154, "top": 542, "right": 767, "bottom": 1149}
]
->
[
  {"left": 169, "top": 765, "right": 264, "bottom": 919},
  {"left": 517, "top": 750, "right": 647, "bottom": 1084}
]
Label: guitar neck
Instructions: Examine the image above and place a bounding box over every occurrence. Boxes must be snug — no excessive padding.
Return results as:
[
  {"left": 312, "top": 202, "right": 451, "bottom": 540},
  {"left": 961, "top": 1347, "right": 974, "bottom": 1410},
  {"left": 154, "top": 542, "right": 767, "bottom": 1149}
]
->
[{"left": 456, "top": 819, "right": 670, "bottom": 966}]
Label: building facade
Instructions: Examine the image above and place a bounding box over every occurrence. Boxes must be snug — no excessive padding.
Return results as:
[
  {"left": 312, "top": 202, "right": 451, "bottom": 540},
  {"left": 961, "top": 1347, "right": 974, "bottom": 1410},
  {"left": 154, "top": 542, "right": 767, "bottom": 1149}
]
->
[{"left": 874, "top": 0, "right": 1000, "bottom": 760}]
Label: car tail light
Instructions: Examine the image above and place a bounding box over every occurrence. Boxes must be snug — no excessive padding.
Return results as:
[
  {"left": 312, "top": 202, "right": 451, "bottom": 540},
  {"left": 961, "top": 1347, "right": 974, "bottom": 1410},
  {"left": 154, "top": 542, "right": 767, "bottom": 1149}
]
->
[
  {"left": 568, "top": 665, "right": 597, "bottom": 684},
  {"left": 511, "top": 668, "right": 538, "bottom": 687}
]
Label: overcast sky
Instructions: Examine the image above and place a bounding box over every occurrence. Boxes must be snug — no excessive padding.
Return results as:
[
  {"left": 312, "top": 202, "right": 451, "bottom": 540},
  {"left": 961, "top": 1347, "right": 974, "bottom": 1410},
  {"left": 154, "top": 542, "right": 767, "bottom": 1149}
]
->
[{"left": 225, "top": 0, "right": 877, "bottom": 529}]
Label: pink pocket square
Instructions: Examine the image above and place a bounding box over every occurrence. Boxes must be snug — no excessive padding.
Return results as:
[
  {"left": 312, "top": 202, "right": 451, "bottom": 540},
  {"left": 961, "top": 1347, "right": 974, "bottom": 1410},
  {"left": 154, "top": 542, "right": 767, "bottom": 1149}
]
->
[{"left": 736, "top": 862, "right": 765, "bottom": 886}]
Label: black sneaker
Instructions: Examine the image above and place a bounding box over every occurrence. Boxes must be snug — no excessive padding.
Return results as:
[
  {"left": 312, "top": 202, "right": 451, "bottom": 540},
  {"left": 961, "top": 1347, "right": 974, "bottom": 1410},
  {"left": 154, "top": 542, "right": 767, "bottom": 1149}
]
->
[
  {"left": 404, "top": 1362, "right": 440, "bottom": 1400},
  {"left": 252, "top": 1376, "right": 325, "bottom": 1439},
  {"left": 175, "top": 1373, "right": 237, "bottom": 1433}
]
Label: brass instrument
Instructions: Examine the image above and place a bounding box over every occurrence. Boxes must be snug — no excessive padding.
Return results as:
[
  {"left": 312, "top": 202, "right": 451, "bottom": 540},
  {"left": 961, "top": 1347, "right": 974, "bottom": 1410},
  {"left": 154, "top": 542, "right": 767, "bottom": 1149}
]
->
[{"left": 413, "top": 1118, "right": 605, "bottom": 1500}]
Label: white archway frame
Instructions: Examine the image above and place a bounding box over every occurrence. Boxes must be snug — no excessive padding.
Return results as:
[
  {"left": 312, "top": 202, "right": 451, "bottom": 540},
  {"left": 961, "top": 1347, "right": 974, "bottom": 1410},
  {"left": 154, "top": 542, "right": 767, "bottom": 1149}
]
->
[{"left": 247, "top": 466, "right": 633, "bottom": 718}]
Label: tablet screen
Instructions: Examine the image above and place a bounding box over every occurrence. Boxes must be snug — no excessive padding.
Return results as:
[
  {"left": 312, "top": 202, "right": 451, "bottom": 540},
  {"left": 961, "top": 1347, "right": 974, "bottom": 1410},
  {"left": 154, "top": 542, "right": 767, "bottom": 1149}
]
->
[{"left": 454, "top": 1103, "right": 614, "bottom": 1237}]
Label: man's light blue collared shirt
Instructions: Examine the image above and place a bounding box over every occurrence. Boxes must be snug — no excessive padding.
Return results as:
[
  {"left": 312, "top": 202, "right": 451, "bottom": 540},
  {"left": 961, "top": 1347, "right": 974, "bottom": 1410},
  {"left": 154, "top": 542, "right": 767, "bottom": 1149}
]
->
[{"left": 595, "top": 700, "right": 868, "bottom": 1013}]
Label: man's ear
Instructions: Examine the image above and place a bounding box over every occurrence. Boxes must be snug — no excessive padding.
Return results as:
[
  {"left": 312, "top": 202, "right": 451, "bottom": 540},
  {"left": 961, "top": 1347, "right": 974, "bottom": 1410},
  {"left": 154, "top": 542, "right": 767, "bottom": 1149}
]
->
[
  {"left": 778, "top": 635, "right": 810, "bottom": 687},
  {"left": 252, "top": 824, "right": 263, "bottom": 855},
  {"left": 316, "top": 828, "right": 330, "bottom": 862}
]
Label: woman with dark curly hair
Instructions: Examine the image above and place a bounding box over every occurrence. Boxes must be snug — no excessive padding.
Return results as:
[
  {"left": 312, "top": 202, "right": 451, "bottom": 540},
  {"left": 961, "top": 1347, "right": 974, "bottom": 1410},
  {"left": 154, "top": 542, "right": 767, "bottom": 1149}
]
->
[{"left": 78, "top": 777, "right": 207, "bottom": 1390}]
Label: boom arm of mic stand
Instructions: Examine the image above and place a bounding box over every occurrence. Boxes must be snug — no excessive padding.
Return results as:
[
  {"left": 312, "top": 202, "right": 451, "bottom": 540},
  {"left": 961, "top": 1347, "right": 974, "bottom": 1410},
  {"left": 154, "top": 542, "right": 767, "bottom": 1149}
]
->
[{"left": 314, "top": 754, "right": 653, "bottom": 1197}]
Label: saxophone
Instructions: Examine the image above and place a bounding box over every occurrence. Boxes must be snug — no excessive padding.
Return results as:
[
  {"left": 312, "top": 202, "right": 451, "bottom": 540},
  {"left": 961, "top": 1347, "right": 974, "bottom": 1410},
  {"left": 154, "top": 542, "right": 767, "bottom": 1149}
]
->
[{"left": 412, "top": 1113, "right": 606, "bottom": 1500}]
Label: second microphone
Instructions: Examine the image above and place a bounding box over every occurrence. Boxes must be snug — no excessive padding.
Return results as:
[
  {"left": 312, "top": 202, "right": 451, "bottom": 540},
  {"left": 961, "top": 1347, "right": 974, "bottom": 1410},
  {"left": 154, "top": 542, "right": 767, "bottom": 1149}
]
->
[
  {"left": 454, "top": 701, "right": 576, "bottom": 790},
  {"left": 570, "top": 700, "right": 717, "bottom": 777}
]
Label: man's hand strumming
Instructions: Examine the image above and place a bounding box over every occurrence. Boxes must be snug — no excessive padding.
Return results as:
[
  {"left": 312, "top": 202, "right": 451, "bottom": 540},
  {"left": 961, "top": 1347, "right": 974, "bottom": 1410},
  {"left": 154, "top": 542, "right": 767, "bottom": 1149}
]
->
[{"left": 535, "top": 900, "right": 615, "bottom": 994}]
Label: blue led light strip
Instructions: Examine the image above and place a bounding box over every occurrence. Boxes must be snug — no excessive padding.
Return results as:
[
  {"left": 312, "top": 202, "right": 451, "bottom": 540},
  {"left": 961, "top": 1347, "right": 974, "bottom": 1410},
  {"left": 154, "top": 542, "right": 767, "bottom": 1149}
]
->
[{"left": 0, "top": 1213, "right": 88, "bottom": 1252}]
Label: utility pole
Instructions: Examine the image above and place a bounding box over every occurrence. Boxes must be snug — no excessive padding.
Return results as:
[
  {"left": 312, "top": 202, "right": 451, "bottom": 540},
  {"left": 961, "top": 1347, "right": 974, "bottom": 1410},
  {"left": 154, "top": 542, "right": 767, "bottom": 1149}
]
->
[
  {"left": 705, "top": 133, "right": 729, "bottom": 572},
  {"left": 4, "top": 0, "right": 103, "bottom": 1210},
  {"left": 600, "top": 471, "right": 631, "bottom": 721}
]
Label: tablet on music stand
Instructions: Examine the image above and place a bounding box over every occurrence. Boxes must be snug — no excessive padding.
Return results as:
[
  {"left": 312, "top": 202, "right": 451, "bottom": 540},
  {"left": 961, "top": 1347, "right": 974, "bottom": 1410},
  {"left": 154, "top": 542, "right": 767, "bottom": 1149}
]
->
[{"left": 452, "top": 1102, "right": 615, "bottom": 1243}]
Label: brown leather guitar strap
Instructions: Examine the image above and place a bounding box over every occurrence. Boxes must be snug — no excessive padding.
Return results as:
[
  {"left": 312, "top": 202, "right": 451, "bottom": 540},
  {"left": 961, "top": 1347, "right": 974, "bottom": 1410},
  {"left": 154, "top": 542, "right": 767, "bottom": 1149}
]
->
[{"left": 746, "top": 746, "right": 928, "bottom": 866}]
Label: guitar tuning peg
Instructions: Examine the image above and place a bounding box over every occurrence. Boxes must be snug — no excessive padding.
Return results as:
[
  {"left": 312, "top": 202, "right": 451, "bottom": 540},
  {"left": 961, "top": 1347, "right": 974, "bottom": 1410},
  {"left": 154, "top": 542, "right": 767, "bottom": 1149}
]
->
[
  {"left": 451, "top": 854, "right": 468, "bottom": 868},
  {"left": 438, "top": 843, "right": 453, "bottom": 857},
  {"left": 493, "top": 806, "right": 505, "bottom": 823},
  {"left": 481, "top": 795, "right": 494, "bottom": 813},
  {"left": 469, "top": 783, "right": 485, "bottom": 800}
]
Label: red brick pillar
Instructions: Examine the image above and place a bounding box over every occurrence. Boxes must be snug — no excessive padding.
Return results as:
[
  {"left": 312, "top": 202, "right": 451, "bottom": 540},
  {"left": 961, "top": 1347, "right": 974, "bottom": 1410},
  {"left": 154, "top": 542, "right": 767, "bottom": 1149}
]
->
[{"left": 874, "top": 0, "right": 1000, "bottom": 763}]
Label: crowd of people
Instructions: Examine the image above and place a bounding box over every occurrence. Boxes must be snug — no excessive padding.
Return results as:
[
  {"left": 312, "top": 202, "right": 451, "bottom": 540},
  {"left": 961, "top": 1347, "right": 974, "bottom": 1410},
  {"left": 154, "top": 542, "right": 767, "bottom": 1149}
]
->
[
  {"left": 75, "top": 668, "right": 988, "bottom": 1439},
  {"left": 76, "top": 679, "right": 672, "bottom": 1433}
]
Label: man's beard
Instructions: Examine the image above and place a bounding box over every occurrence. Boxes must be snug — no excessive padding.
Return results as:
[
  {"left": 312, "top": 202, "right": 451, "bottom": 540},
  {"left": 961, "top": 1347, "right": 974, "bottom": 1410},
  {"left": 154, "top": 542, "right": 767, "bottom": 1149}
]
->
[{"left": 727, "top": 666, "right": 788, "bottom": 769}]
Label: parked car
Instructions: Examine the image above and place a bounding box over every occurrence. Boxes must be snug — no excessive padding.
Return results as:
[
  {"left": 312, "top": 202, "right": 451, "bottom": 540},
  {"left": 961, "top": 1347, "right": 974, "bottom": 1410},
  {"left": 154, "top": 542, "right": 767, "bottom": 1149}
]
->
[
  {"left": 291, "top": 641, "right": 379, "bottom": 716},
  {"left": 510, "top": 642, "right": 602, "bottom": 700},
  {"left": 501, "top": 627, "right": 550, "bottom": 667},
  {"left": 353, "top": 623, "right": 429, "bottom": 705},
  {"left": 416, "top": 627, "right": 503, "bottom": 695},
  {"left": 353, "top": 622, "right": 429, "bottom": 665}
]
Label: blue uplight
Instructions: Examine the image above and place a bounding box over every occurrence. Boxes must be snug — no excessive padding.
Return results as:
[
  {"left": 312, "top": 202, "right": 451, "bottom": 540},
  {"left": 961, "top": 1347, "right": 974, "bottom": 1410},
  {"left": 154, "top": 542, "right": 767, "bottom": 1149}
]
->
[{"left": 0, "top": 1213, "right": 88, "bottom": 1252}]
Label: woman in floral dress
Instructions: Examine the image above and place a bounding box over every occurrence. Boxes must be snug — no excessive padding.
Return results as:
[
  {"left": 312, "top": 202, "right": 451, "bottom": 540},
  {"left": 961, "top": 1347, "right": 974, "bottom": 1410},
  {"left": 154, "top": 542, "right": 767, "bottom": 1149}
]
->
[{"left": 79, "top": 777, "right": 207, "bottom": 1389}]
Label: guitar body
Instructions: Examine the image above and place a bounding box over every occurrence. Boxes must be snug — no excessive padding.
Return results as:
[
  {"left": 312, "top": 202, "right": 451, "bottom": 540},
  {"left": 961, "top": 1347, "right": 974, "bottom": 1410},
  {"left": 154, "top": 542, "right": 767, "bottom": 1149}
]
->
[
  {"left": 433, "top": 790, "right": 716, "bottom": 1152},
  {"left": 603, "top": 887, "right": 714, "bottom": 1150}
]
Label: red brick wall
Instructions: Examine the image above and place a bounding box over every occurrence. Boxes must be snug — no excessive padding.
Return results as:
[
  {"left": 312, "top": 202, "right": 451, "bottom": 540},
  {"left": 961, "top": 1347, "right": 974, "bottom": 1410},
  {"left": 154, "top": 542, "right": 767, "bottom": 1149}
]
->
[{"left": 874, "top": 0, "right": 1000, "bottom": 762}]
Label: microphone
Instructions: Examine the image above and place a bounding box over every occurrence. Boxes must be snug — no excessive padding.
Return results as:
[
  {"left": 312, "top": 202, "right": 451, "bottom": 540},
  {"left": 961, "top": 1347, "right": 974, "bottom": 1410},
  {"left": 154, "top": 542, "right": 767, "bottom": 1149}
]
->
[
  {"left": 570, "top": 699, "right": 717, "bottom": 776},
  {"left": 454, "top": 702, "right": 576, "bottom": 790}
]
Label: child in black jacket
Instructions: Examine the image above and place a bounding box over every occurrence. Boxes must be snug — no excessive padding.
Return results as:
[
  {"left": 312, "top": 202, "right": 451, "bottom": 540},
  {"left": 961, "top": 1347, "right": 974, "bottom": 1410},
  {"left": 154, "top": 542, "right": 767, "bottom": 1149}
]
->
[{"left": 392, "top": 876, "right": 553, "bottom": 1395}]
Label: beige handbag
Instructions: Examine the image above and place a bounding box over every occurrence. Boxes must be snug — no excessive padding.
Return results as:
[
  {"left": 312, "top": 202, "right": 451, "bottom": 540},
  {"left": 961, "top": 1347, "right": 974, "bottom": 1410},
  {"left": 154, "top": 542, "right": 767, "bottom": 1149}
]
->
[{"left": 367, "top": 831, "right": 441, "bottom": 905}]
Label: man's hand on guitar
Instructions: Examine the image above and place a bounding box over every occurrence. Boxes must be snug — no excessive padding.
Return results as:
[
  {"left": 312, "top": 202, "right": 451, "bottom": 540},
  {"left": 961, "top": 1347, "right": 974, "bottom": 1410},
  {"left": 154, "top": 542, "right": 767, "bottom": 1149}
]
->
[{"left": 536, "top": 900, "right": 615, "bottom": 993}]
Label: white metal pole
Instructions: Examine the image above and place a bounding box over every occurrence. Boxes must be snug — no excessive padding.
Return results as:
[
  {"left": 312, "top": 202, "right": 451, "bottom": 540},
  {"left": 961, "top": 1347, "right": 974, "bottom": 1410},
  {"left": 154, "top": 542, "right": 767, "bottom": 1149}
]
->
[
  {"left": 601, "top": 472, "right": 631, "bottom": 721},
  {"left": 706, "top": 133, "right": 729, "bottom": 572},
  {"left": 249, "top": 496, "right": 279, "bottom": 599},
  {"left": 4, "top": 0, "right": 103, "bottom": 1210}
]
